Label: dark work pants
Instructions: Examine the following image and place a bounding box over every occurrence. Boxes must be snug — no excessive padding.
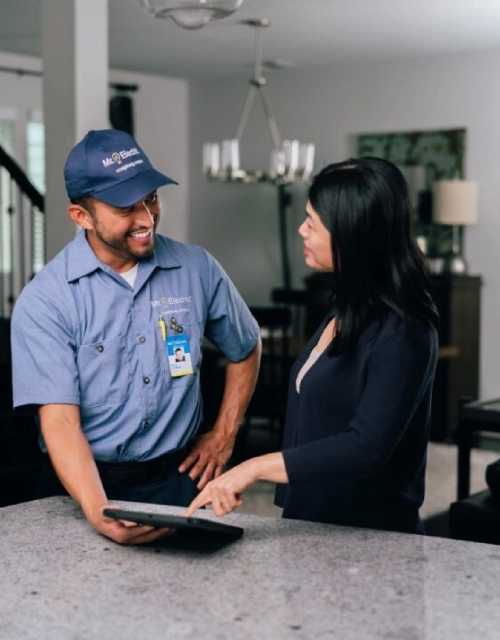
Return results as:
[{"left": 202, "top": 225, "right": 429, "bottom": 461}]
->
[{"left": 36, "top": 455, "right": 199, "bottom": 508}]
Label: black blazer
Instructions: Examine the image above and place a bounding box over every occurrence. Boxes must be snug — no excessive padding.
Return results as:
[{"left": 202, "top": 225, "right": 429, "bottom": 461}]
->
[{"left": 275, "top": 310, "right": 438, "bottom": 534}]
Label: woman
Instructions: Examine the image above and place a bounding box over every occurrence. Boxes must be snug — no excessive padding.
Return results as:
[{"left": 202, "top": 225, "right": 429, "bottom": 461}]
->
[{"left": 185, "top": 157, "right": 439, "bottom": 534}]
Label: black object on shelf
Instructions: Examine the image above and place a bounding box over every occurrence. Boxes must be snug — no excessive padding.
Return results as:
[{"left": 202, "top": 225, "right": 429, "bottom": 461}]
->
[
  {"left": 456, "top": 397, "right": 500, "bottom": 500},
  {"left": 449, "top": 489, "right": 500, "bottom": 545},
  {"left": 486, "top": 458, "right": 500, "bottom": 498}
]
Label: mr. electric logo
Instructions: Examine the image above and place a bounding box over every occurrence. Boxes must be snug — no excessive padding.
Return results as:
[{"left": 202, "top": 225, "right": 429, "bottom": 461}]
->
[
  {"left": 151, "top": 296, "right": 192, "bottom": 308},
  {"left": 102, "top": 147, "right": 140, "bottom": 168}
]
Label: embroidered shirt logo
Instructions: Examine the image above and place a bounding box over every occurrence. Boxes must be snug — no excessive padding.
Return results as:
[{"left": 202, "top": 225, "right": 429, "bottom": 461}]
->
[{"left": 151, "top": 295, "right": 192, "bottom": 308}]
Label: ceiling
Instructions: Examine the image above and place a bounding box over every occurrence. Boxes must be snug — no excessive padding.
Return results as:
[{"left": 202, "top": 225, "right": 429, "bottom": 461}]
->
[{"left": 2, "top": 0, "right": 500, "bottom": 80}]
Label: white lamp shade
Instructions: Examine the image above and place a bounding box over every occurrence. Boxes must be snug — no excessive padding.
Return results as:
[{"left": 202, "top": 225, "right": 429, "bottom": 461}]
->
[{"left": 433, "top": 180, "right": 479, "bottom": 225}]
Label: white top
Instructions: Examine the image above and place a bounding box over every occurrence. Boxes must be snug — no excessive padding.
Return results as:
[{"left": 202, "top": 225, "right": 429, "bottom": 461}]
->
[
  {"left": 119, "top": 263, "right": 139, "bottom": 287},
  {"left": 295, "top": 347, "right": 321, "bottom": 393}
]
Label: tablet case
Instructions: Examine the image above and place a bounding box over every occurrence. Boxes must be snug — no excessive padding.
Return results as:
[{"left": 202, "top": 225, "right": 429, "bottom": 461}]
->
[{"left": 103, "top": 508, "right": 244, "bottom": 538}]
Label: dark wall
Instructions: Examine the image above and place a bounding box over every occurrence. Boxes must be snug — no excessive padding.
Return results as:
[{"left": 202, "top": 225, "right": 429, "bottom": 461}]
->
[{"left": 0, "top": 319, "right": 41, "bottom": 507}]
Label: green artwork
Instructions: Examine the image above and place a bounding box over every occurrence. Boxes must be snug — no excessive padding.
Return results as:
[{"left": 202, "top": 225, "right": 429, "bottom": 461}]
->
[{"left": 356, "top": 128, "right": 466, "bottom": 257}]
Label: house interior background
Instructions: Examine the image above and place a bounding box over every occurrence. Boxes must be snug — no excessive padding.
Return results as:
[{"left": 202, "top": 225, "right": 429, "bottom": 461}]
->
[{"left": 1, "top": 0, "right": 500, "bottom": 533}]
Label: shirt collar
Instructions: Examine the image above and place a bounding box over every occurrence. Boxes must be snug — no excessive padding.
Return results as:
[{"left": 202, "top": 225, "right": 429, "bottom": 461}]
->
[{"left": 66, "top": 229, "right": 182, "bottom": 282}]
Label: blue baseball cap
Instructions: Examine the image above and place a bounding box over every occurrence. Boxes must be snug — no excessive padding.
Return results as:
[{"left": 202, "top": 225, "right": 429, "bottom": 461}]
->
[{"left": 64, "top": 129, "right": 177, "bottom": 207}]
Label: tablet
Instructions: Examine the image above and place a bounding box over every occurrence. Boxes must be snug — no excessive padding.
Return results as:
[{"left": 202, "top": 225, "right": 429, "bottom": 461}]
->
[{"left": 103, "top": 508, "right": 244, "bottom": 538}]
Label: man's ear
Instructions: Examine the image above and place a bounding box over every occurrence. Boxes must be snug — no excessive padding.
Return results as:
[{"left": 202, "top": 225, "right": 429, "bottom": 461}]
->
[{"left": 68, "top": 204, "right": 93, "bottom": 230}]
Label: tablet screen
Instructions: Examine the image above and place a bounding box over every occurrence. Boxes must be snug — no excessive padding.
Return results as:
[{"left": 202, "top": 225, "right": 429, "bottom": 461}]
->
[{"left": 103, "top": 508, "right": 244, "bottom": 538}]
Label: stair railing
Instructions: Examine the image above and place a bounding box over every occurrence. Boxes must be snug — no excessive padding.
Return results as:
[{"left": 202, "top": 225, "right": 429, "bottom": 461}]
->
[{"left": 0, "top": 143, "right": 45, "bottom": 318}]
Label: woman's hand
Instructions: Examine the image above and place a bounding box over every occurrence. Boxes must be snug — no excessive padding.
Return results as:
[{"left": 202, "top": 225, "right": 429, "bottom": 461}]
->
[
  {"left": 183, "top": 452, "right": 288, "bottom": 518},
  {"left": 183, "top": 459, "right": 258, "bottom": 517}
]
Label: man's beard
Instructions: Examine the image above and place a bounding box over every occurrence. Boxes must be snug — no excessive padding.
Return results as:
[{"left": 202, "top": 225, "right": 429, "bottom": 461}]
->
[{"left": 94, "top": 227, "right": 155, "bottom": 261}]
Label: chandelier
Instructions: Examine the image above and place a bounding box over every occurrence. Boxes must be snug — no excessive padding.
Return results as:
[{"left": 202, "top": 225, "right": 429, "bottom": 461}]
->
[
  {"left": 140, "top": 0, "right": 244, "bottom": 30},
  {"left": 202, "top": 19, "right": 315, "bottom": 185}
]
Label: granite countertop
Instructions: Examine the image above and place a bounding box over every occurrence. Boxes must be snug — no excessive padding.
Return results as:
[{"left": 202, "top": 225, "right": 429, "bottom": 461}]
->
[{"left": 1, "top": 496, "right": 499, "bottom": 640}]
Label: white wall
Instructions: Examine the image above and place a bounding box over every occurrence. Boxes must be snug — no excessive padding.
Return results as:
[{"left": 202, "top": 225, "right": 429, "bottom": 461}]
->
[
  {"left": 110, "top": 69, "right": 189, "bottom": 242},
  {"left": 189, "top": 49, "right": 500, "bottom": 400},
  {"left": 0, "top": 51, "right": 189, "bottom": 243}
]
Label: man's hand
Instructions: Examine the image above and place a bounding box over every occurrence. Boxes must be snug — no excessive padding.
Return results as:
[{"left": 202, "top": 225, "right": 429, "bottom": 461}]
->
[
  {"left": 178, "top": 429, "right": 236, "bottom": 489},
  {"left": 85, "top": 504, "right": 176, "bottom": 545},
  {"left": 179, "top": 341, "right": 261, "bottom": 490}
]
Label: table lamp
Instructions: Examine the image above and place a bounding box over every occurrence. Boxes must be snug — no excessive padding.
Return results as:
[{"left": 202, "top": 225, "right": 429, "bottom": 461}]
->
[{"left": 432, "top": 180, "right": 479, "bottom": 274}]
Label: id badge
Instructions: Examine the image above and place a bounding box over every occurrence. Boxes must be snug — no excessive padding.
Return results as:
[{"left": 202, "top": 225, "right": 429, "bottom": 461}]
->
[{"left": 166, "top": 334, "right": 194, "bottom": 377}]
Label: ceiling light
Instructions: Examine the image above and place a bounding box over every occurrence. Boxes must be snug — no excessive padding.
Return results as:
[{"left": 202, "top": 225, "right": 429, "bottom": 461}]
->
[
  {"left": 139, "top": 0, "right": 244, "bottom": 30},
  {"left": 202, "top": 19, "right": 315, "bottom": 185},
  {"left": 203, "top": 19, "right": 316, "bottom": 293}
]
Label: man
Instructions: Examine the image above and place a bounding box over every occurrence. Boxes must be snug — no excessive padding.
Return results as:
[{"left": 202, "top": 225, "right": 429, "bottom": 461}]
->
[{"left": 11, "top": 129, "right": 261, "bottom": 544}]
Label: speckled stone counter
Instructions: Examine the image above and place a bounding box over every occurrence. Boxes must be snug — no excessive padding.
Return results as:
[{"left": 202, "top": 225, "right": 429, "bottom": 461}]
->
[{"left": 1, "top": 496, "right": 499, "bottom": 640}]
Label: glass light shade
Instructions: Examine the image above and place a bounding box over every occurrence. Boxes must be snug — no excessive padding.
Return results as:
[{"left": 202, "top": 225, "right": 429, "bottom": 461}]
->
[
  {"left": 203, "top": 142, "right": 220, "bottom": 175},
  {"left": 221, "top": 139, "right": 240, "bottom": 172},
  {"left": 270, "top": 149, "right": 286, "bottom": 176},
  {"left": 283, "top": 140, "right": 300, "bottom": 174},
  {"left": 299, "top": 143, "right": 315, "bottom": 176},
  {"left": 140, "top": 0, "right": 244, "bottom": 29}
]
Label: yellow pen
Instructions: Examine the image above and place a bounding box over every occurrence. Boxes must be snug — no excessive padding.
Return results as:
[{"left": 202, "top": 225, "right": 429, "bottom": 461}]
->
[{"left": 158, "top": 315, "right": 166, "bottom": 341}]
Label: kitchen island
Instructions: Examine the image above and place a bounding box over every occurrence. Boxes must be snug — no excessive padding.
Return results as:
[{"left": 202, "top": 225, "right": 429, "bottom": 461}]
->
[{"left": 1, "top": 496, "right": 498, "bottom": 639}]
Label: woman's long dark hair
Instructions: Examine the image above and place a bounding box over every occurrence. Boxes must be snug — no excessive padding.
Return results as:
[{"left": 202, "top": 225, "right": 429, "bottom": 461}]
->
[{"left": 308, "top": 156, "right": 438, "bottom": 354}]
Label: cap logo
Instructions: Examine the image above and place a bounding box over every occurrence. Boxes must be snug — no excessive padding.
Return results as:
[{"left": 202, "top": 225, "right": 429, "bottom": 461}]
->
[{"left": 102, "top": 146, "right": 141, "bottom": 168}]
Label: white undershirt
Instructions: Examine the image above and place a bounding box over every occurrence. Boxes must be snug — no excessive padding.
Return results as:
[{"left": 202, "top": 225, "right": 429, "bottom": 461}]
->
[
  {"left": 295, "top": 347, "right": 321, "bottom": 393},
  {"left": 119, "top": 263, "right": 138, "bottom": 288}
]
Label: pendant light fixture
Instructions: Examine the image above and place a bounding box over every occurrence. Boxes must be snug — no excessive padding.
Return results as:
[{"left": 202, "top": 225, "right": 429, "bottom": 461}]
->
[
  {"left": 202, "top": 19, "right": 315, "bottom": 185},
  {"left": 140, "top": 0, "right": 244, "bottom": 30}
]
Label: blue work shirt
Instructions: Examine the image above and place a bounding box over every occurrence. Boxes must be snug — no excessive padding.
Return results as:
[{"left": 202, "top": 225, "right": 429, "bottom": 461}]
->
[{"left": 11, "top": 230, "right": 260, "bottom": 462}]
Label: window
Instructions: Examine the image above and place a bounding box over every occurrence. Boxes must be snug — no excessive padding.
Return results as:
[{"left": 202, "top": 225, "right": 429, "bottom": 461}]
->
[
  {"left": 26, "top": 119, "right": 45, "bottom": 274},
  {"left": 0, "top": 116, "right": 15, "bottom": 277},
  {"left": 0, "top": 112, "right": 45, "bottom": 317}
]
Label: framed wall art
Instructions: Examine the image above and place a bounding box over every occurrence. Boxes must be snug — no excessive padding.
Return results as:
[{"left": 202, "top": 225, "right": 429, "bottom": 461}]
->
[{"left": 356, "top": 127, "right": 466, "bottom": 257}]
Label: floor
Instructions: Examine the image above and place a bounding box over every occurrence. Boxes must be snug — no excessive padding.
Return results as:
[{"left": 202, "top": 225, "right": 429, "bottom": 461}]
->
[{"left": 231, "top": 430, "right": 500, "bottom": 537}]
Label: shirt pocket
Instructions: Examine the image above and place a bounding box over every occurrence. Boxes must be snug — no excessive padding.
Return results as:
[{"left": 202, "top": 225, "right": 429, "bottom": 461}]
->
[{"left": 77, "top": 336, "right": 131, "bottom": 407}]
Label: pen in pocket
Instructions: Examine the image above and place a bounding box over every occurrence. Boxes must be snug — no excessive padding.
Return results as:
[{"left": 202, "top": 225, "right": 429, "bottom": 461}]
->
[{"left": 158, "top": 316, "right": 166, "bottom": 341}]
